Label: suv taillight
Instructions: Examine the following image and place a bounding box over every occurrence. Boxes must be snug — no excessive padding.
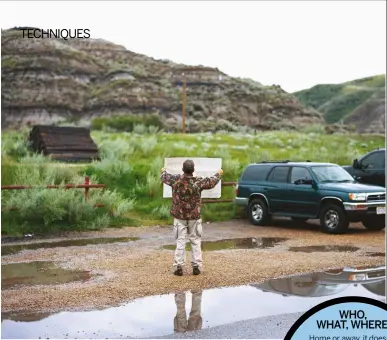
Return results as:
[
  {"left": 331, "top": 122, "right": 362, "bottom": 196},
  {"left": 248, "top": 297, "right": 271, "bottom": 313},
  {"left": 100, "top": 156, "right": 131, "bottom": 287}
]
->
[{"left": 235, "top": 184, "right": 239, "bottom": 197}]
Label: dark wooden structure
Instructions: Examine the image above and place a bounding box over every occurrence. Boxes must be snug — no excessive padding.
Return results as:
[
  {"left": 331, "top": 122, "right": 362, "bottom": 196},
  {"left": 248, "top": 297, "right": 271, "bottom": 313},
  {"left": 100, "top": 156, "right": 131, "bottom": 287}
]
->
[{"left": 29, "top": 125, "right": 100, "bottom": 162}]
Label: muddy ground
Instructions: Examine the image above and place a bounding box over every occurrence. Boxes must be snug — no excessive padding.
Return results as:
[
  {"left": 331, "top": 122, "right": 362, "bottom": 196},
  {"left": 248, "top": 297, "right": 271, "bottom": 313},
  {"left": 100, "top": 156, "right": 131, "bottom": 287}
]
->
[{"left": 1, "top": 218, "right": 385, "bottom": 315}]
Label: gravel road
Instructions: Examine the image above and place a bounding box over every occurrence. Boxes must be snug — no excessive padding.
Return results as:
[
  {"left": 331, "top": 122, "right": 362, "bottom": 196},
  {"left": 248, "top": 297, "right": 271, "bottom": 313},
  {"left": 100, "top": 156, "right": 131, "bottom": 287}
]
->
[{"left": 1, "top": 218, "right": 385, "bottom": 315}]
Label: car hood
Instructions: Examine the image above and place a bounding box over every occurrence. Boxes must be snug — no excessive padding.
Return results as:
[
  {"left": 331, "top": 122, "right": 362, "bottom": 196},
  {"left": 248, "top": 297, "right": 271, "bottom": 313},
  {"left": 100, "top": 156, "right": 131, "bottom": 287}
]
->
[{"left": 319, "top": 182, "right": 386, "bottom": 193}]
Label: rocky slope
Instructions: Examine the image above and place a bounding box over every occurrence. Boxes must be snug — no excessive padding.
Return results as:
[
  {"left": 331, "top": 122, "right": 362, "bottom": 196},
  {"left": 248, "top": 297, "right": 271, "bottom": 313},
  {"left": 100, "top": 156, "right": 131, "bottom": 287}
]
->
[
  {"left": 2, "top": 27, "right": 325, "bottom": 131},
  {"left": 293, "top": 75, "right": 386, "bottom": 134}
]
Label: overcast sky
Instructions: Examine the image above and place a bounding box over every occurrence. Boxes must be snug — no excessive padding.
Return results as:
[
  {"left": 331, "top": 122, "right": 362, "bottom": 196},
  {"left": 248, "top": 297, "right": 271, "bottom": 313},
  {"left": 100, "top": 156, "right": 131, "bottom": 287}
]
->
[{"left": 1, "top": 1, "right": 386, "bottom": 92}]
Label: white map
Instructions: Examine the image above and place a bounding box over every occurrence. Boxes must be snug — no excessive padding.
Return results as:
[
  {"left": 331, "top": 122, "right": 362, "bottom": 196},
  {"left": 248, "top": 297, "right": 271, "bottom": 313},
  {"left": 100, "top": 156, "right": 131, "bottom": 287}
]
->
[{"left": 162, "top": 158, "right": 222, "bottom": 198}]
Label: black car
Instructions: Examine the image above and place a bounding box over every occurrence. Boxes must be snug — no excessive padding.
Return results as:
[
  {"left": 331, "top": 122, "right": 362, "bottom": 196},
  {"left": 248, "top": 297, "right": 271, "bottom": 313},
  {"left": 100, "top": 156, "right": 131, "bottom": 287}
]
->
[{"left": 343, "top": 148, "right": 385, "bottom": 187}]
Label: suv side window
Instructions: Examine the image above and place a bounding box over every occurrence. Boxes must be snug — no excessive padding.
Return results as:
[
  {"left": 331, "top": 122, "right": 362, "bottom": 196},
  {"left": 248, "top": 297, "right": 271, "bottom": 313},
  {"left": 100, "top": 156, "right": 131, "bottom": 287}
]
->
[
  {"left": 290, "top": 167, "right": 312, "bottom": 183},
  {"left": 361, "top": 151, "right": 385, "bottom": 169},
  {"left": 267, "top": 166, "right": 290, "bottom": 183},
  {"left": 241, "top": 164, "right": 272, "bottom": 181}
]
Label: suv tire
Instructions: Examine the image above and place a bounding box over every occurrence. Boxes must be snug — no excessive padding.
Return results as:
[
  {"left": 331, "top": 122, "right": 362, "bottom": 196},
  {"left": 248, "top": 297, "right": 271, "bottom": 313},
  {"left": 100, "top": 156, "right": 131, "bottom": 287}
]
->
[
  {"left": 361, "top": 216, "right": 385, "bottom": 231},
  {"left": 319, "top": 203, "right": 349, "bottom": 234},
  {"left": 248, "top": 198, "right": 270, "bottom": 226}
]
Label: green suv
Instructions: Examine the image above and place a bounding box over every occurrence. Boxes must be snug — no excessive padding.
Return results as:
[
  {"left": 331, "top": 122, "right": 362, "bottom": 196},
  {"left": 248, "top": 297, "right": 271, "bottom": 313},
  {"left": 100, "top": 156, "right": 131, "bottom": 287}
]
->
[{"left": 235, "top": 161, "right": 386, "bottom": 234}]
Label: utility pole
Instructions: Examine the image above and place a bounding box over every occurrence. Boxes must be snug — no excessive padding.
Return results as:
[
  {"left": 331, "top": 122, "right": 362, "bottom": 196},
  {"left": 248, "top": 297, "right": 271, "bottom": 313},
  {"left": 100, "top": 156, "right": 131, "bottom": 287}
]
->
[{"left": 182, "top": 72, "right": 186, "bottom": 134}]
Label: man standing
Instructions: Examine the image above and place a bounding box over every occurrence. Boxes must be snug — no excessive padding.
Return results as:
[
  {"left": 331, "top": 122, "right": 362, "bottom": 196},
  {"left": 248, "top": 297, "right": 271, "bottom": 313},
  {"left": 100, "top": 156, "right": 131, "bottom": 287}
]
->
[{"left": 160, "top": 159, "right": 223, "bottom": 276}]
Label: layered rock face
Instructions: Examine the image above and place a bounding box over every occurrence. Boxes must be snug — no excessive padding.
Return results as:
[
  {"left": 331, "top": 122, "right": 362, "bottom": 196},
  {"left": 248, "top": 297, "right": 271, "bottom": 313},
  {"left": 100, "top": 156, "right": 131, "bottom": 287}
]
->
[{"left": 2, "top": 28, "right": 325, "bottom": 130}]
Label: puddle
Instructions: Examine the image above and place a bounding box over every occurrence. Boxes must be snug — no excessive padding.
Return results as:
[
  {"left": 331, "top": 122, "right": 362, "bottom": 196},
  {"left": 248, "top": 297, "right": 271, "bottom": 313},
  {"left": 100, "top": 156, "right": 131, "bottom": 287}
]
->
[
  {"left": 1, "top": 237, "right": 140, "bottom": 256},
  {"left": 2, "top": 265, "right": 385, "bottom": 339},
  {"left": 366, "top": 252, "right": 386, "bottom": 257},
  {"left": 1, "top": 261, "right": 93, "bottom": 289},
  {"left": 288, "top": 245, "right": 360, "bottom": 253},
  {"left": 163, "top": 237, "right": 288, "bottom": 251}
]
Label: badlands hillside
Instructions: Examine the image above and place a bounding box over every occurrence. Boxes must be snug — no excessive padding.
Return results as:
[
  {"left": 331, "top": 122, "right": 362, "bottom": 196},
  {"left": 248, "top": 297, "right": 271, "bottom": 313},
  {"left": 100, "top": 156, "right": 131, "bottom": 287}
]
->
[
  {"left": 3, "top": 27, "right": 381, "bottom": 134},
  {"left": 1, "top": 27, "right": 326, "bottom": 132},
  {"left": 294, "top": 75, "right": 386, "bottom": 134}
]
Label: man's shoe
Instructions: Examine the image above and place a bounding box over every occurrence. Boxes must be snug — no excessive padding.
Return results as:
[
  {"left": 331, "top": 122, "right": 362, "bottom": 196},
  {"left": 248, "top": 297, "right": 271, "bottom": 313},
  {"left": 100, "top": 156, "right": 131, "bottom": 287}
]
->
[
  {"left": 193, "top": 266, "right": 200, "bottom": 275},
  {"left": 174, "top": 266, "right": 183, "bottom": 276}
]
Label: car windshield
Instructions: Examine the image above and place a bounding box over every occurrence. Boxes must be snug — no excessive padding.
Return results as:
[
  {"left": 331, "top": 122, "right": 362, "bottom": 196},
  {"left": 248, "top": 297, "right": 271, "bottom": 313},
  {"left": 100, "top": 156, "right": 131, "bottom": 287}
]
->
[{"left": 311, "top": 166, "right": 355, "bottom": 183}]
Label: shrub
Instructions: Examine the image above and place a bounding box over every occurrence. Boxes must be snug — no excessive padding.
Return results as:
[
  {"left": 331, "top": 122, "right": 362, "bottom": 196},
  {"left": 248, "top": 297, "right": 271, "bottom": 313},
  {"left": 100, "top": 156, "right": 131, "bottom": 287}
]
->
[
  {"left": 215, "top": 119, "right": 239, "bottom": 132},
  {"left": 139, "top": 136, "right": 157, "bottom": 154},
  {"left": 223, "top": 159, "right": 241, "bottom": 181},
  {"left": 133, "top": 124, "right": 148, "bottom": 134},
  {"left": 146, "top": 172, "right": 161, "bottom": 198},
  {"left": 216, "top": 147, "right": 231, "bottom": 160},
  {"left": 92, "top": 158, "right": 131, "bottom": 181},
  {"left": 1, "top": 129, "right": 31, "bottom": 159},
  {"left": 98, "top": 139, "right": 135, "bottom": 160},
  {"left": 148, "top": 125, "right": 162, "bottom": 134},
  {"left": 152, "top": 204, "right": 170, "bottom": 219},
  {"left": 300, "top": 124, "right": 326, "bottom": 134},
  {"left": 1, "top": 161, "right": 135, "bottom": 235},
  {"left": 150, "top": 156, "right": 165, "bottom": 174},
  {"left": 44, "top": 165, "right": 79, "bottom": 185}
]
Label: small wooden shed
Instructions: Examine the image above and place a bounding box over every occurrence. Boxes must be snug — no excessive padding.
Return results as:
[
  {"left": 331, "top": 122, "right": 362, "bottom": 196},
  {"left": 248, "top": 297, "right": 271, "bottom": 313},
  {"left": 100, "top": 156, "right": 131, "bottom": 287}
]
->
[{"left": 28, "top": 125, "right": 100, "bottom": 162}]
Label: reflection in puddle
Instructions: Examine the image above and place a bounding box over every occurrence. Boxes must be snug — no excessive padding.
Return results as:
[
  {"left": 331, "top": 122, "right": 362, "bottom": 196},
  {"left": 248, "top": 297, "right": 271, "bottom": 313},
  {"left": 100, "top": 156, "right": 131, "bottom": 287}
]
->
[
  {"left": 2, "top": 265, "right": 385, "bottom": 339},
  {"left": 1, "top": 261, "right": 92, "bottom": 289},
  {"left": 163, "top": 237, "right": 288, "bottom": 251},
  {"left": 253, "top": 266, "right": 385, "bottom": 297},
  {"left": 288, "top": 245, "right": 360, "bottom": 253},
  {"left": 1, "top": 237, "right": 140, "bottom": 256},
  {"left": 361, "top": 280, "right": 386, "bottom": 297},
  {"left": 174, "top": 291, "right": 203, "bottom": 333}
]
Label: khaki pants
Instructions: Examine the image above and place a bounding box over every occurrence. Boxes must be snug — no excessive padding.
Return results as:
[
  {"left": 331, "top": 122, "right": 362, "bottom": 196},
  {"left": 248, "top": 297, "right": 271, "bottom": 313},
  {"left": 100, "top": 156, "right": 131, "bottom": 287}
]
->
[
  {"left": 173, "top": 218, "right": 203, "bottom": 268},
  {"left": 174, "top": 291, "right": 203, "bottom": 332}
]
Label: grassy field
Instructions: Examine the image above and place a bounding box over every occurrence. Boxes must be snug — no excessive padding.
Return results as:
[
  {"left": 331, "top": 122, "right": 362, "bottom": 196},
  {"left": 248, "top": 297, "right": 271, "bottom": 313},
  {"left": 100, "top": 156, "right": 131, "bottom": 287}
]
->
[{"left": 1, "top": 129, "right": 385, "bottom": 235}]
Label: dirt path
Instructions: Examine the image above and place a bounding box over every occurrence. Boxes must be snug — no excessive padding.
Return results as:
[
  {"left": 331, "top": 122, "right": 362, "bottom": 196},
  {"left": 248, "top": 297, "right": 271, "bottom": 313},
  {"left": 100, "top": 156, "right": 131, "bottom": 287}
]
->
[{"left": 1, "top": 218, "right": 385, "bottom": 314}]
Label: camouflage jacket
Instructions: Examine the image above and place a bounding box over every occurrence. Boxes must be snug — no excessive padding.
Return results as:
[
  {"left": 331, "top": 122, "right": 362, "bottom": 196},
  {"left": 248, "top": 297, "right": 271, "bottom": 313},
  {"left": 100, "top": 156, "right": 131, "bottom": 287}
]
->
[{"left": 160, "top": 171, "right": 221, "bottom": 220}]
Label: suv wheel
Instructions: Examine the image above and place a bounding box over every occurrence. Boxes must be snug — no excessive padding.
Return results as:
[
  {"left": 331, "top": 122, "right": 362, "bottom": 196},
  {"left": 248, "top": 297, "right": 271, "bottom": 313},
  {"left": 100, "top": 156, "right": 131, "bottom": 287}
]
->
[
  {"left": 248, "top": 198, "right": 270, "bottom": 226},
  {"left": 361, "top": 216, "right": 385, "bottom": 231},
  {"left": 319, "top": 203, "right": 349, "bottom": 234}
]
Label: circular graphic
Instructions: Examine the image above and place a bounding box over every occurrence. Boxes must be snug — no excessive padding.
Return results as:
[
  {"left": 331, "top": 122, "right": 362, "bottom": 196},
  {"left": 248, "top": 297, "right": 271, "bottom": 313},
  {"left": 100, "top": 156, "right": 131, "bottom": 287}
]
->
[{"left": 284, "top": 296, "right": 387, "bottom": 340}]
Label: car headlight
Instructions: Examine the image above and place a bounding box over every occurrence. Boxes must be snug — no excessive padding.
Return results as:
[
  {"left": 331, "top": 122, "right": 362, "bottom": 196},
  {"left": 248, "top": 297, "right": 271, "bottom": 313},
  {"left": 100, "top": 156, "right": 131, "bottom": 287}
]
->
[
  {"left": 349, "top": 274, "right": 366, "bottom": 281},
  {"left": 348, "top": 193, "right": 367, "bottom": 201}
]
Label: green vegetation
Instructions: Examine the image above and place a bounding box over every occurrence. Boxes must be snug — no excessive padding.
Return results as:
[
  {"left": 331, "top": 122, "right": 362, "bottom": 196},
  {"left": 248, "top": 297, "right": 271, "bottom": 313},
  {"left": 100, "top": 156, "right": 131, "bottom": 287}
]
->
[
  {"left": 91, "top": 113, "right": 164, "bottom": 132},
  {"left": 321, "top": 89, "right": 375, "bottom": 124},
  {"left": 294, "top": 75, "right": 385, "bottom": 124},
  {"left": 1, "top": 129, "right": 384, "bottom": 236},
  {"left": 1, "top": 134, "right": 136, "bottom": 235}
]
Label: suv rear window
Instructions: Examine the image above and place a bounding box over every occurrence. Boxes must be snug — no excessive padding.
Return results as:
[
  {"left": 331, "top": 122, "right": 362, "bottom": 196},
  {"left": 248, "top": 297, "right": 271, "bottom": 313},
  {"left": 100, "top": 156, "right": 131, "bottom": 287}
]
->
[
  {"left": 241, "top": 164, "right": 272, "bottom": 181},
  {"left": 267, "top": 166, "right": 290, "bottom": 183}
]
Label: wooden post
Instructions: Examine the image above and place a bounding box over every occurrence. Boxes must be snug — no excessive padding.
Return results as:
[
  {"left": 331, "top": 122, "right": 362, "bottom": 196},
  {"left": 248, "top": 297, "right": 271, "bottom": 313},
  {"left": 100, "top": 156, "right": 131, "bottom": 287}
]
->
[
  {"left": 84, "top": 176, "right": 89, "bottom": 201},
  {"left": 182, "top": 73, "right": 186, "bottom": 134}
]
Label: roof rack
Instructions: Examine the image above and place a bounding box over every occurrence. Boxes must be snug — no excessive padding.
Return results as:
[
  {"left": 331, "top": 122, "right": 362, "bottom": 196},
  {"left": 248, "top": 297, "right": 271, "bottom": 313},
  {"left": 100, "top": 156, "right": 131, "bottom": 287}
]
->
[
  {"left": 256, "top": 160, "right": 312, "bottom": 164},
  {"left": 258, "top": 160, "right": 290, "bottom": 164}
]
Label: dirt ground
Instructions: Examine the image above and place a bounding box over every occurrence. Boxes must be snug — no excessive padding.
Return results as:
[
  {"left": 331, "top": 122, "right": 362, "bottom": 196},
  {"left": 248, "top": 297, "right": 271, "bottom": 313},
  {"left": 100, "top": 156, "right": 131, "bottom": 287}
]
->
[{"left": 1, "top": 218, "right": 385, "bottom": 314}]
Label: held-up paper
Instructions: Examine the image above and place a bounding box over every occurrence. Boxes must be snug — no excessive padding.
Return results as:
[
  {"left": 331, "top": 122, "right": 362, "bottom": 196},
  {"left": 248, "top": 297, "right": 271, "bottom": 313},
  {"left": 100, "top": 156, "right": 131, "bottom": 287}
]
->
[{"left": 162, "top": 157, "right": 222, "bottom": 198}]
